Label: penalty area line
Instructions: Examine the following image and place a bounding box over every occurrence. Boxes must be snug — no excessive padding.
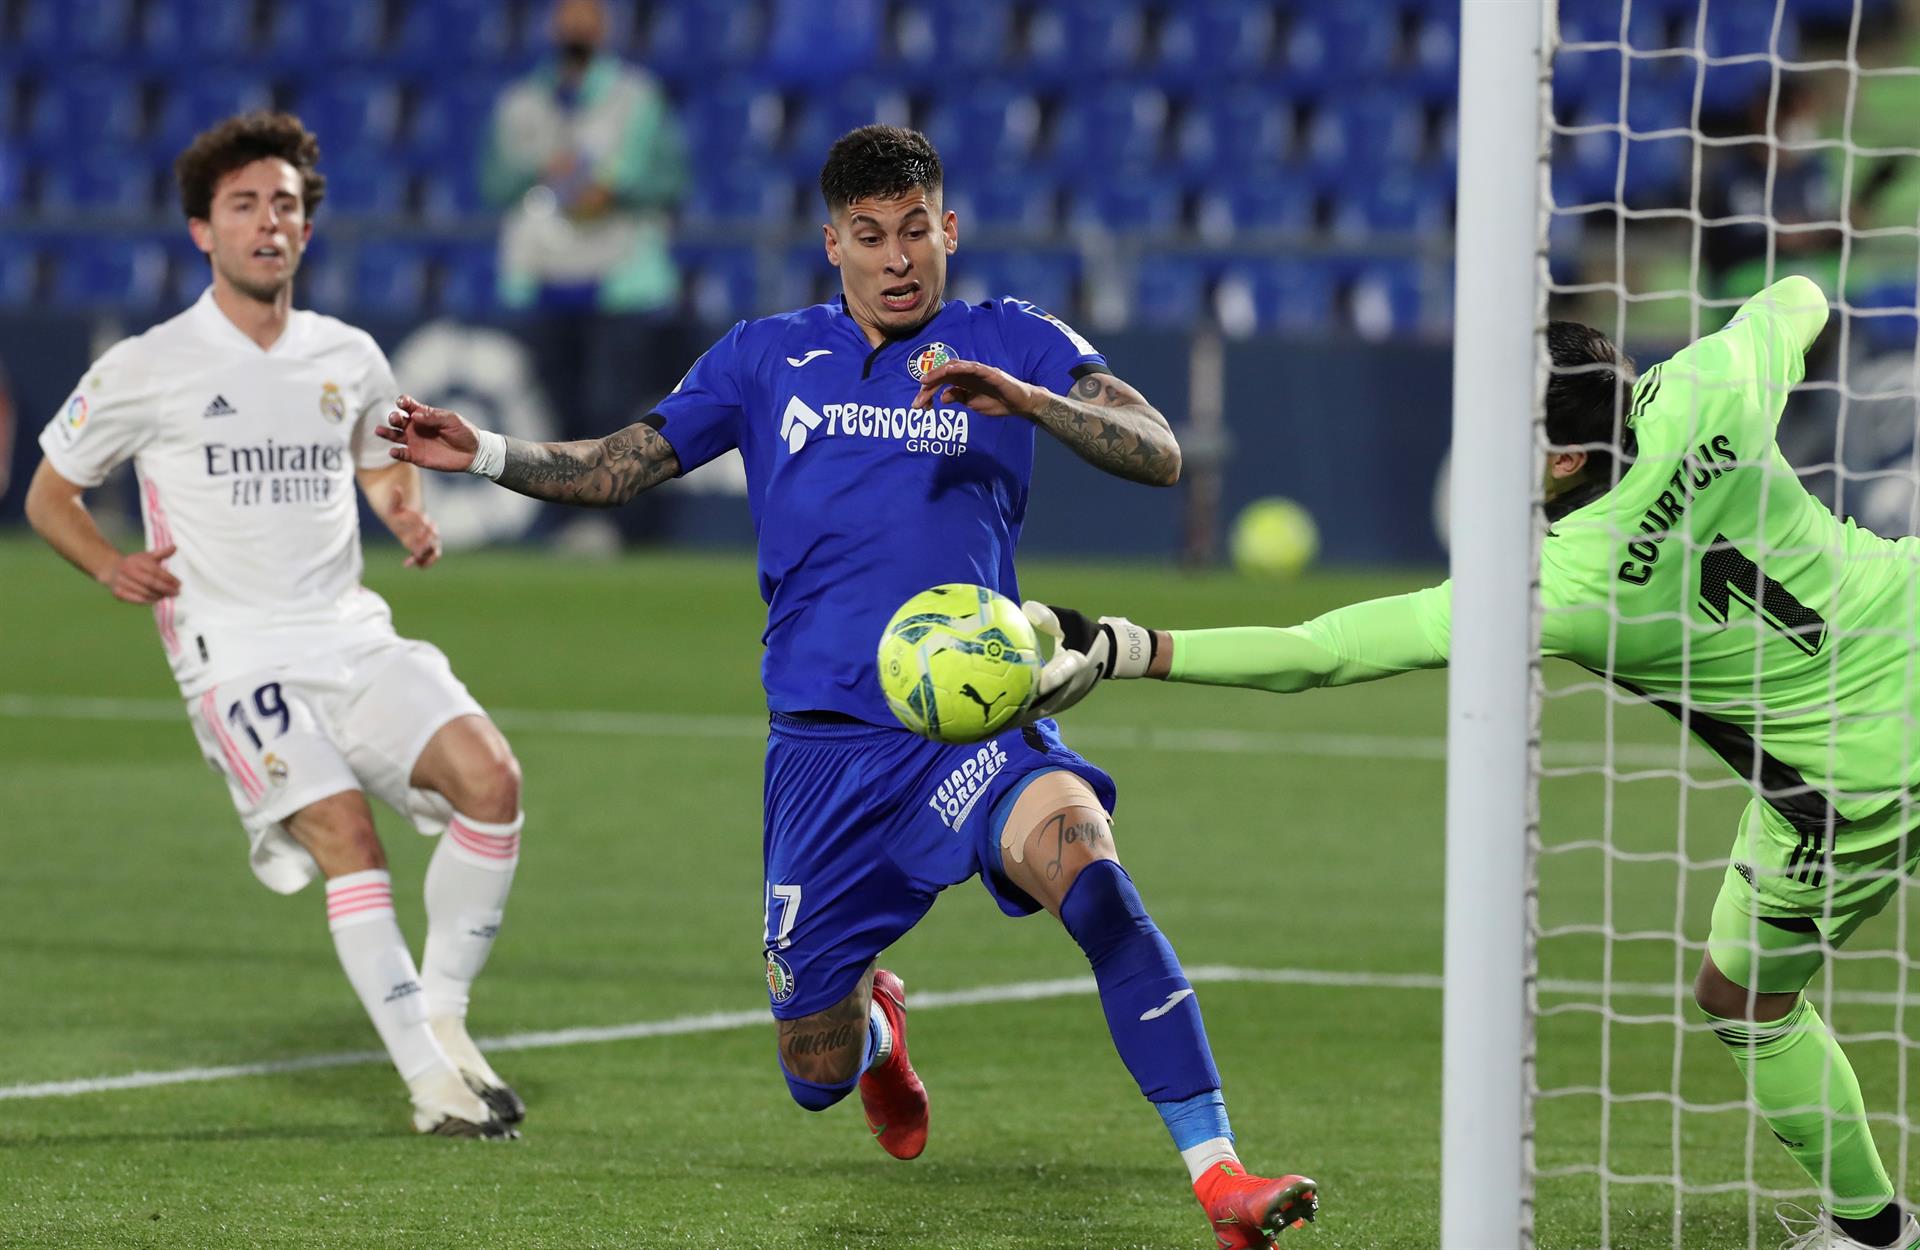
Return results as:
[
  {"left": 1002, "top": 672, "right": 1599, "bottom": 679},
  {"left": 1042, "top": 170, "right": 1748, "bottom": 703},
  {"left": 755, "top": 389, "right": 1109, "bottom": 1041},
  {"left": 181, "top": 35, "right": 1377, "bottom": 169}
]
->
[{"left": 6, "top": 963, "right": 1900, "bottom": 1103}]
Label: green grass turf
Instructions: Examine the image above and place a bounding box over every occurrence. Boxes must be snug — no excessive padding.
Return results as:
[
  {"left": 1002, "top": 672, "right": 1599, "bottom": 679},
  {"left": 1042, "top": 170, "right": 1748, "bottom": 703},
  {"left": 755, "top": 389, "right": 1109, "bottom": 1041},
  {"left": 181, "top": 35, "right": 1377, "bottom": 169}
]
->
[{"left": 2, "top": 535, "right": 1918, "bottom": 1248}]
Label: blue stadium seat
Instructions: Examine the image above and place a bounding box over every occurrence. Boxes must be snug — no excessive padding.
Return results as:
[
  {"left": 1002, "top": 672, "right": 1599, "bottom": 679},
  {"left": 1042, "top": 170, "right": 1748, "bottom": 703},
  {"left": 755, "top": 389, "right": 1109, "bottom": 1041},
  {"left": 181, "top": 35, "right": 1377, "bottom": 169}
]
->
[
  {"left": 1130, "top": 255, "right": 1211, "bottom": 330},
  {"left": 319, "top": 161, "right": 407, "bottom": 220},
  {"left": 1304, "top": 91, "right": 1426, "bottom": 175},
  {"left": 415, "top": 145, "right": 489, "bottom": 224},
  {"left": 39, "top": 150, "right": 158, "bottom": 214},
  {"left": 683, "top": 80, "right": 788, "bottom": 167},
  {"left": 947, "top": 174, "right": 1058, "bottom": 235},
  {"left": 0, "top": 236, "right": 42, "bottom": 305},
  {"left": 351, "top": 243, "right": 430, "bottom": 314},
  {"left": 682, "top": 245, "right": 762, "bottom": 323},
  {"left": 948, "top": 249, "right": 1077, "bottom": 316},
  {"left": 53, "top": 236, "right": 171, "bottom": 309},
  {"left": 1407, "top": 7, "right": 1461, "bottom": 99},
  {"left": 263, "top": 0, "right": 389, "bottom": 61},
  {"left": 686, "top": 159, "right": 801, "bottom": 227},
  {"left": 437, "top": 242, "right": 499, "bottom": 314},
  {"left": 393, "top": 0, "right": 516, "bottom": 65},
  {"left": 779, "top": 243, "right": 838, "bottom": 312},
  {"left": 1065, "top": 183, "right": 1183, "bottom": 236},
  {"left": 1283, "top": 10, "right": 1395, "bottom": 88},
  {"left": 1557, "top": 0, "right": 1672, "bottom": 51},
  {"left": 1552, "top": 41, "right": 1625, "bottom": 124},
  {"left": 1196, "top": 177, "right": 1317, "bottom": 243},
  {"left": 1025, "top": 0, "right": 1147, "bottom": 83},
  {"left": 1212, "top": 259, "right": 1336, "bottom": 336},
  {"left": 407, "top": 76, "right": 507, "bottom": 159},
  {"left": 141, "top": 0, "right": 255, "bottom": 60},
  {"left": 18, "top": 0, "right": 140, "bottom": 56},
  {"left": 647, "top": 0, "right": 770, "bottom": 85},
  {"left": 1553, "top": 127, "right": 1694, "bottom": 209},
  {"left": 1330, "top": 167, "right": 1453, "bottom": 240},
  {"left": 1702, "top": 8, "right": 1801, "bottom": 116},
  {"left": 781, "top": 82, "right": 912, "bottom": 174},
  {"left": 290, "top": 80, "right": 405, "bottom": 154},
  {"left": 294, "top": 240, "right": 350, "bottom": 314},
  {"left": 25, "top": 80, "right": 146, "bottom": 153},
  {"left": 891, "top": 0, "right": 1014, "bottom": 73},
  {"left": 921, "top": 85, "right": 1044, "bottom": 169},
  {"left": 0, "top": 146, "right": 23, "bottom": 213},
  {"left": 1150, "top": 1, "right": 1278, "bottom": 85},
  {"left": 154, "top": 77, "right": 274, "bottom": 153},
  {"left": 1175, "top": 86, "right": 1294, "bottom": 178},
  {"left": 1346, "top": 260, "right": 1427, "bottom": 341},
  {"left": 761, "top": 0, "right": 881, "bottom": 86},
  {"left": 1049, "top": 85, "right": 1170, "bottom": 172},
  {"left": 164, "top": 235, "right": 211, "bottom": 308}
]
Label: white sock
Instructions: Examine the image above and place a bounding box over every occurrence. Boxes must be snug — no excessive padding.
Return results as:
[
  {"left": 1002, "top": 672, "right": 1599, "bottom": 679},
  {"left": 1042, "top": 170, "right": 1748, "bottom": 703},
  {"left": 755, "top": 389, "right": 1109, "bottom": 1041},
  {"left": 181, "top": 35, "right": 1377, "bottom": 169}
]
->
[
  {"left": 868, "top": 1001, "right": 892, "bottom": 1066},
  {"left": 1182, "top": 1137, "right": 1241, "bottom": 1185},
  {"left": 421, "top": 811, "right": 522, "bottom": 1020},
  {"left": 326, "top": 869, "right": 447, "bottom": 1082}
]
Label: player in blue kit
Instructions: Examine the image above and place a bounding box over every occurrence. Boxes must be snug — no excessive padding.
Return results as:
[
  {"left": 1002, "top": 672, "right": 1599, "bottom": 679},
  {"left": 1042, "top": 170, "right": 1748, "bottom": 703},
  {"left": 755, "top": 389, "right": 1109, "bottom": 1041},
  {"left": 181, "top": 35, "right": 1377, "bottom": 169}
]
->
[{"left": 379, "top": 126, "right": 1316, "bottom": 1246}]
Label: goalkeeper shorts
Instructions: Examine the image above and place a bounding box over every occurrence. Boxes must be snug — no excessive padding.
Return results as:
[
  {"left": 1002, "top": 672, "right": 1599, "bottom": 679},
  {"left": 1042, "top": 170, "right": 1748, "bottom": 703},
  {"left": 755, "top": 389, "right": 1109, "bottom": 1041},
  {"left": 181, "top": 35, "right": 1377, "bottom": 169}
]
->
[
  {"left": 1708, "top": 796, "right": 1920, "bottom": 994},
  {"left": 758, "top": 711, "right": 1115, "bottom": 1020}
]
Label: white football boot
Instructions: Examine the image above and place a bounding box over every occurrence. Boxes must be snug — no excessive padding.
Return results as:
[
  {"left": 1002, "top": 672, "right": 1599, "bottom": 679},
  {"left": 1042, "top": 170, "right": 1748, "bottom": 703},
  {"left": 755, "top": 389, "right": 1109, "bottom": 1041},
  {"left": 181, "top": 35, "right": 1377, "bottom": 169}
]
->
[
  {"left": 1777, "top": 1203, "right": 1920, "bottom": 1249},
  {"left": 430, "top": 1016, "right": 527, "bottom": 1127},
  {"left": 408, "top": 1063, "right": 516, "bottom": 1139}
]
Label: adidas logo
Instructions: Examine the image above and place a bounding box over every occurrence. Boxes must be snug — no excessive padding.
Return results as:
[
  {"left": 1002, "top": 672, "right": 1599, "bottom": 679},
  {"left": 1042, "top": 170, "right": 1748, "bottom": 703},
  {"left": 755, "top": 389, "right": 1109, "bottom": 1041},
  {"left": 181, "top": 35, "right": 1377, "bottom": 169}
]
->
[{"left": 202, "top": 395, "right": 237, "bottom": 418}]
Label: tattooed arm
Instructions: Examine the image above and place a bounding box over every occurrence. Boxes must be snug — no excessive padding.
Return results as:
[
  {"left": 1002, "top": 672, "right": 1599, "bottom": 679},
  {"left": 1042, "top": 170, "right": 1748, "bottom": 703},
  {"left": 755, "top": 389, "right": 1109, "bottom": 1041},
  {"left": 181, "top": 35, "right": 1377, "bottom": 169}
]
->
[
  {"left": 494, "top": 422, "right": 680, "bottom": 507},
  {"left": 378, "top": 395, "right": 681, "bottom": 507},
  {"left": 909, "top": 360, "right": 1181, "bottom": 487}
]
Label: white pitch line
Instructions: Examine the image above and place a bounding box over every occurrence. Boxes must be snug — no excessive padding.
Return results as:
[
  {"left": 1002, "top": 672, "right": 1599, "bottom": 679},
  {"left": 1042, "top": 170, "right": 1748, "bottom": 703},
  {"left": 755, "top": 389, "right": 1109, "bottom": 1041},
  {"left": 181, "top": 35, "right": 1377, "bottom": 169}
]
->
[
  {"left": 0, "top": 693, "right": 1698, "bottom": 770},
  {"left": 3, "top": 964, "right": 1907, "bottom": 1103}
]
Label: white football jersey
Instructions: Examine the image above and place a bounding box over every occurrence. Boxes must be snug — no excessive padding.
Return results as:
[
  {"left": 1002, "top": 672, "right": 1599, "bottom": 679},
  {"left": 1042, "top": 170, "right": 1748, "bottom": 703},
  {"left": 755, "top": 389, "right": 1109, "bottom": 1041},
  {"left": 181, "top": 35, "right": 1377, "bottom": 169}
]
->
[{"left": 39, "top": 288, "right": 403, "bottom": 696}]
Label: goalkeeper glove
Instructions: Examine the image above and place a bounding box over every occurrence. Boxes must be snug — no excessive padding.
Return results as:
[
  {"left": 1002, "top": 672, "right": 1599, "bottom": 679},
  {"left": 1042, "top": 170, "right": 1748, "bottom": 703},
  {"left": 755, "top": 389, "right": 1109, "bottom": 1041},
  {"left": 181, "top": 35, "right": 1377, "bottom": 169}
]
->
[{"left": 1013, "top": 602, "right": 1157, "bottom": 728}]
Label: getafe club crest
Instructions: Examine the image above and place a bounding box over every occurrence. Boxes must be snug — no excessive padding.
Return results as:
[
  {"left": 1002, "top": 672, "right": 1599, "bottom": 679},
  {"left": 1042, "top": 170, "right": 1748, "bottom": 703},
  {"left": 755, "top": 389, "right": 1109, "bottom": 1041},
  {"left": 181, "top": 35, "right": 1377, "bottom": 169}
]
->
[
  {"left": 906, "top": 341, "right": 955, "bottom": 383},
  {"left": 766, "top": 951, "right": 797, "bottom": 1004},
  {"left": 319, "top": 382, "right": 346, "bottom": 424}
]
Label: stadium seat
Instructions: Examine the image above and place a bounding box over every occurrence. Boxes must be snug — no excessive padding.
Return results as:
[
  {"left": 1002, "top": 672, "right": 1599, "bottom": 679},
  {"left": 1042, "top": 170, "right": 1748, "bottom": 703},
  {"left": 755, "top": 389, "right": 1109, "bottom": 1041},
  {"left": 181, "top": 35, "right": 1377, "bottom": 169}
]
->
[
  {"left": 319, "top": 161, "right": 407, "bottom": 220},
  {"left": 437, "top": 242, "right": 499, "bottom": 315},
  {"left": 1174, "top": 86, "right": 1294, "bottom": 178},
  {"left": 1407, "top": 8, "right": 1461, "bottom": 99},
  {"left": 53, "top": 236, "right": 171, "bottom": 310},
  {"left": 1025, "top": 0, "right": 1147, "bottom": 83},
  {"left": 781, "top": 81, "right": 912, "bottom": 174},
  {"left": 921, "top": 85, "right": 1044, "bottom": 169},
  {"left": 946, "top": 174, "right": 1058, "bottom": 235},
  {"left": 681, "top": 245, "right": 763, "bottom": 323},
  {"left": 17, "top": 0, "right": 140, "bottom": 56},
  {"left": 350, "top": 243, "right": 430, "bottom": 315},
  {"left": 39, "top": 149, "right": 160, "bottom": 215},
  {"left": 1149, "top": 0, "right": 1278, "bottom": 86},
  {"left": 1283, "top": 10, "right": 1396, "bottom": 89},
  {"left": 1330, "top": 167, "right": 1453, "bottom": 240},
  {"left": 1701, "top": 8, "right": 1801, "bottom": 116},
  {"left": 1346, "top": 260, "right": 1428, "bottom": 341},
  {"left": 24, "top": 80, "right": 146, "bottom": 153},
  {"left": 1195, "top": 176, "right": 1318, "bottom": 244},
  {"left": 1130, "top": 254, "right": 1212, "bottom": 330},
  {"left": 1049, "top": 84, "right": 1171, "bottom": 173},
  {"left": 141, "top": 0, "right": 255, "bottom": 59},
  {"left": 761, "top": 0, "right": 881, "bottom": 86},
  {"left": 1065, "top": 182, "right": 1183, "bottom": 237},
  {"left": 0, "top": 146, "right": 22, "bottom": 213},
  {"left": 289, "top": 80, "right": 405, "bottom": 155},
  {"left": 683, "top": 80, "right": 788, "bottom": 168},
  {"left": 164, "top": 235, "right": 211, "bottom": 308},
  {"left": 1212, "top": 258, "right": 1336, "bottom": 337},
  {"left": 263, "top": 0, "right": 388, "bottom": 61},
  {"left": 393, "top": 0, "right": 517, "bottom": 66},
  {"left": 415, "top": 145, "right": 489, "bottom": 224},
  {"left": 1304, "top": 91, "right": 1426, "bottom": 176},
  {"left": 890, "top": 0, "right": 1014, "bottom": 73},
  {"left": 948, "top": 249, "right": 1078, "bottom": 317},
  {"left": 153, "top": 77, "right": 275, "bottom": 153},
  {"left": 778, "top": 243, "right": 839, "bottom": 312},
  {"left": 685, "top": 159, "right": 801, "bottom": 227},
  {"left": 0, "top": 235, "right": 42, "bottom": 306},
  {"left": 646, "top": 0, "right": 770, "bottom": 86}
]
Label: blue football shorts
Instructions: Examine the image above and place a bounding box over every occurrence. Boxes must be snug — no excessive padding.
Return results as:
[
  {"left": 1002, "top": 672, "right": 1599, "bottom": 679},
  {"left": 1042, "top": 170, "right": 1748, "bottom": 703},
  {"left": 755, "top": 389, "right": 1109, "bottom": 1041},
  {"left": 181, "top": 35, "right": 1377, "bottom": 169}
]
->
[{"left": 759, "top": 712, "right": 1117, "bottom": 1019}]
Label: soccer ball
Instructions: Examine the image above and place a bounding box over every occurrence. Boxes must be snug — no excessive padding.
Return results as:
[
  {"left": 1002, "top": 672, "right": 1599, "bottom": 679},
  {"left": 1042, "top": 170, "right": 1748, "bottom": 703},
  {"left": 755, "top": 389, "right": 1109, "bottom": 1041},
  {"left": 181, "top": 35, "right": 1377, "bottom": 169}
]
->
[
  {"left": 1231, "top": 496, "right": 1319, "bottom": 578},
  {"left": 877, "top": 584, "right": 1042, "bottom": 744}
]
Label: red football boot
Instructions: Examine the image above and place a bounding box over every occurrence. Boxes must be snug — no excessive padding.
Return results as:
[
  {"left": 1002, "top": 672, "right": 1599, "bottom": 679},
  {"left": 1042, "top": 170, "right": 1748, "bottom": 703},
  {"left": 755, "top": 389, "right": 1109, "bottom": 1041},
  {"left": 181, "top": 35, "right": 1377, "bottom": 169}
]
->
[
  {"left": 857, "top": 968, "right": 928, "bottom": 1160},
  {"left": 1193, "top": 1161, "right": 1319, "bottom": 1248}
]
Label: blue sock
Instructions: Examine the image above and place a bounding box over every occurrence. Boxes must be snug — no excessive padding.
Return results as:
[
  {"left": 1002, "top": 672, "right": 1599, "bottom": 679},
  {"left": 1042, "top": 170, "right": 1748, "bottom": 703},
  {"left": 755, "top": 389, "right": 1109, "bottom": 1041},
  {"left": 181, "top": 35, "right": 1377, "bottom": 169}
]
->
[
  {"left": 777, "top": 1012, "right": 880, "bottom": 1111},
  {"left": 1157, "top": 1089, "right": 1234, "bottom": 1152},
  {"left": 1059, "top": 860, "right": 1222, "bottom": 1103}
]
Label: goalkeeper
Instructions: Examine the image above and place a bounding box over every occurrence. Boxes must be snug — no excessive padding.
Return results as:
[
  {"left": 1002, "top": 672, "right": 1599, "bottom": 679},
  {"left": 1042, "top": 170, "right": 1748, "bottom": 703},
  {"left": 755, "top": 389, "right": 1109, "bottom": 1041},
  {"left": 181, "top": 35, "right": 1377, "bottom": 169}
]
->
[{"left": 1037, "top": 276, "right": 1920, "bottom": 1250}]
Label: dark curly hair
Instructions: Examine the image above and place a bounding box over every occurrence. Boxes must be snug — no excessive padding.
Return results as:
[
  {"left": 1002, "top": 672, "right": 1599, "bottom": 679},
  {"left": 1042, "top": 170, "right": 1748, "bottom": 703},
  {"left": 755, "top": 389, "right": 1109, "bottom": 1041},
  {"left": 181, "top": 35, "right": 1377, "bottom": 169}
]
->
[
  {"left": 819, "top": 125, "right": 943, "bottom": 214},
  {"left": 174, "top": 111, "right": 326, "bottom": 221}
]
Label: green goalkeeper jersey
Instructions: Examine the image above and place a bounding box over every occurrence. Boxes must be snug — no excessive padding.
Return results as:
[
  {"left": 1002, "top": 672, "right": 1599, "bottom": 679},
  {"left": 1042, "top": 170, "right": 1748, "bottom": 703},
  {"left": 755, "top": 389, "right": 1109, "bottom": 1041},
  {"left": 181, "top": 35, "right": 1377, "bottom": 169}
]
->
[{"left": 1173, "top": 277, "right": 1920, "bottom": 834}]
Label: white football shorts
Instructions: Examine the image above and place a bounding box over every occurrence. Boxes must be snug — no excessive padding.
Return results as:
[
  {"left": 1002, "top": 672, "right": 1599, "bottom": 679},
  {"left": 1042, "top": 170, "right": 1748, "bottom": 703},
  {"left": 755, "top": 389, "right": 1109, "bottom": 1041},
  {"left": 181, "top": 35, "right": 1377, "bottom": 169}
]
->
[{"left": 184, "top": 637, "right": 485, "bottom": 894}]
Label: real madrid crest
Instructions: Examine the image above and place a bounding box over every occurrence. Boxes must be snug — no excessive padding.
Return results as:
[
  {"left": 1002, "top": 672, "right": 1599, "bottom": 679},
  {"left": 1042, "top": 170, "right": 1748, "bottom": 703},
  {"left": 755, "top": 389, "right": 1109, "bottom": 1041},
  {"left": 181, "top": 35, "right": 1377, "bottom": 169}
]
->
[
  {"left": 906, "top": 341, "right": 955, "bottom": 383},
  {"left": 319, "top": 381, "right": 346, "bottom": 424}
]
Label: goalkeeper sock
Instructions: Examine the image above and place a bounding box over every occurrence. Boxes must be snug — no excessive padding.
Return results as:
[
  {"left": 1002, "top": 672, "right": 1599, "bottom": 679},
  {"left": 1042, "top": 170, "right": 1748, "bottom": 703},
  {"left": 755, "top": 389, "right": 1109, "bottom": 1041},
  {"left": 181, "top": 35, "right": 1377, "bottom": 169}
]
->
[
  {"left": 326, "top": 870, "right": 446, "bottom": 1081},
  {"left": 421, "top": 811, "right": 522, "bottom": 1020},
  {"left": 1059, "top": 860, "right": 1223, "bottom": 1105},
  {"left": 1709, "top": 998, "right": 1895, "bottom": 1219}
]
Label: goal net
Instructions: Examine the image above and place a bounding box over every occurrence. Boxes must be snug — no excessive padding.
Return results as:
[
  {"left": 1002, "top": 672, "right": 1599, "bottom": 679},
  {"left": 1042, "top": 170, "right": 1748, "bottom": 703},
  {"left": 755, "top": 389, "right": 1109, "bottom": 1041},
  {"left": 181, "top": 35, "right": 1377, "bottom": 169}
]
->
[{"left": 1527, "top": 0, "right": 1920, "bottom": 1246}]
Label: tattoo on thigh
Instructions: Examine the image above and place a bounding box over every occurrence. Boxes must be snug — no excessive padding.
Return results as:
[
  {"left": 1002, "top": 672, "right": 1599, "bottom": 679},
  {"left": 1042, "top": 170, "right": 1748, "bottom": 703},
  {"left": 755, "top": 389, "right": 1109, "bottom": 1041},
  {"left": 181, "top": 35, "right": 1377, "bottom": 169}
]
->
[{"left": 1041, "top": 811, "right": 1108, "bottom": 882}]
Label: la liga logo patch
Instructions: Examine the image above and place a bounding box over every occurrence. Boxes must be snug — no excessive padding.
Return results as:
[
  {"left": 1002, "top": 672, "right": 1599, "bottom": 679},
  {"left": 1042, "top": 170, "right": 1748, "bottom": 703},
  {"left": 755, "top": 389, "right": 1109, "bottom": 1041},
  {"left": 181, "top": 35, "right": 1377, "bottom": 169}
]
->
[{"left": 906, "top": 341, "right": 955, "bottom": 383}]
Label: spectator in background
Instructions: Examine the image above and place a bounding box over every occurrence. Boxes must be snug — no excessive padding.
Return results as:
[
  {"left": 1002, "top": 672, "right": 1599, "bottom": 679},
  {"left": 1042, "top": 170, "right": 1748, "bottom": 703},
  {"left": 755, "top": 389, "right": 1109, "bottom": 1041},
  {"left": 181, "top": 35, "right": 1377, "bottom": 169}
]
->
[
  {"left": 483, "top": 0, "right": 689, "bottom": 551},
  {"left": 1701, "top": 79, "right": 1843, "bottom": 299}
]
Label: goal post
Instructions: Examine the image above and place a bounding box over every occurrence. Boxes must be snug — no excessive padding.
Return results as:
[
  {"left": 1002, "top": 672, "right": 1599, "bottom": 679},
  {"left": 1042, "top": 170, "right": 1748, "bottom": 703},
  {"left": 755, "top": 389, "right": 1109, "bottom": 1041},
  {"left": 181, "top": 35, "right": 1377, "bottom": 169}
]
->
[{"left": 1443, "top": 2, "right": 1552, "bottom": 1248}]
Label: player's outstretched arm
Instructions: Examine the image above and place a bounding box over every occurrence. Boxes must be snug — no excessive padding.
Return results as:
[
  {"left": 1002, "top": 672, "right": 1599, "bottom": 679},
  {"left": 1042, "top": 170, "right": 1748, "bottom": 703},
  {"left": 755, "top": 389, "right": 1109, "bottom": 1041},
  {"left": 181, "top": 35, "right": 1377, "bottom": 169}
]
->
[
  {"left": 911, "top": 361, "right": 1181, "bottom": 487},
  {"left": 23, "top": 460, "right": 180, "bottom": 604},
  {"left": 1031, "top": 586, "right": 1453, "bottom": 695},
  {"left": 379, "top": 395, "right": 680, "bottom": 508}
]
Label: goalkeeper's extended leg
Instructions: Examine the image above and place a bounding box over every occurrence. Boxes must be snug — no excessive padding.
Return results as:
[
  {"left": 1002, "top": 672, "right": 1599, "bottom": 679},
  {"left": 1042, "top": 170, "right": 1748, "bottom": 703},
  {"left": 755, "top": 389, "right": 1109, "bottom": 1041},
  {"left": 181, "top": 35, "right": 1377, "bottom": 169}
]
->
[{"left": 995, "top": 769, "right": 1318, "bottom": 1246}]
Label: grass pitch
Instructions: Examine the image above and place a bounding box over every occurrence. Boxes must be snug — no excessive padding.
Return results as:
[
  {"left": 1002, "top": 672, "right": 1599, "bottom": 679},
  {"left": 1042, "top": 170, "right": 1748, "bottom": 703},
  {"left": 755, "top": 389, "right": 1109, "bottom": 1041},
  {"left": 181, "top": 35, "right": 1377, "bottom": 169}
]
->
[{"left": 3, "top": 536, "right": 1918, "bottom": 1249}]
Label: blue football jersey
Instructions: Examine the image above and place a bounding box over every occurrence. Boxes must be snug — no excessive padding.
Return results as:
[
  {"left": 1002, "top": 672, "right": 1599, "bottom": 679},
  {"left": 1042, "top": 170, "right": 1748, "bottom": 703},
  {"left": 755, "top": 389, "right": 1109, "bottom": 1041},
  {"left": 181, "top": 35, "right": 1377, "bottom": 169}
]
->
[{"left": 651, "top": 295, "right": 1109, "bottom": 722}]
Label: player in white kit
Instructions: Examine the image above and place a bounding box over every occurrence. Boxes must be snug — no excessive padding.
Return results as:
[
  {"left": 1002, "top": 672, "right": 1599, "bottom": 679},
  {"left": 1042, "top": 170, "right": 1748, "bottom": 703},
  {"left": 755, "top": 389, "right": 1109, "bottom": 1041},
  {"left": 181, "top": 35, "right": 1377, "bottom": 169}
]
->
[{"left": 24, "top": 113, "right": 525, "bottom": 1139}]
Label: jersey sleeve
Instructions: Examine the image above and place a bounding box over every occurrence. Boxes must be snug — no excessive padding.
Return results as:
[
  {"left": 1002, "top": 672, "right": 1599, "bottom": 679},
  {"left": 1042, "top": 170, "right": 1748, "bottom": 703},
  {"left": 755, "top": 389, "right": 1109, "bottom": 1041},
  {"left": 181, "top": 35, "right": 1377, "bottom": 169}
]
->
[
  {"left": 1166, "top": 583, "right": 1453, "bottom": 693},
  {"left": 649, "top": 321, "right": 748, "bottom": 474},
  {"left": 1630, "top": 275, "right": 1827, "bottom": 446},
  {"left": 350, "top": 335, "right": 401, "bottom": 471},
  {"left": 36, "top": 341, "right": 158, "bottom": 488},
  {"left": 997, "top": 298, "right": 1109, "bottom": 395}
]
